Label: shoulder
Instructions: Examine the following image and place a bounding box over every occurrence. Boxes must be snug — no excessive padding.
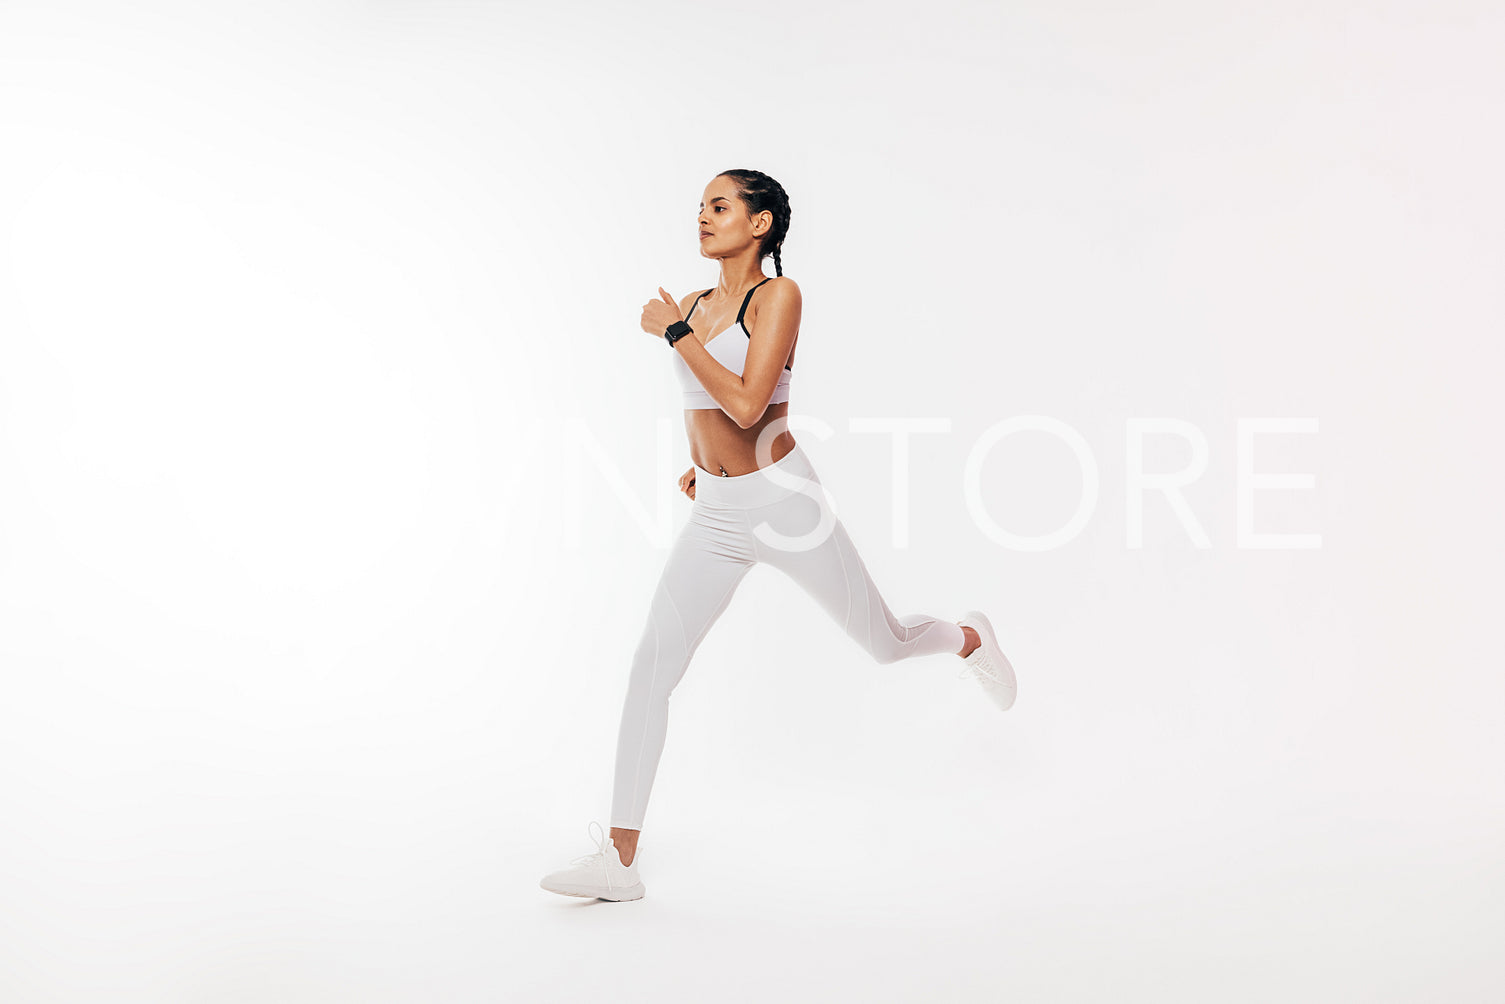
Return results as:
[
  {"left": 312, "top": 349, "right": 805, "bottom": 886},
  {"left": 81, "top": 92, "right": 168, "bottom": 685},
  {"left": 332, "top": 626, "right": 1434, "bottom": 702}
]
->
[{"left": 755, "top": 275, "right": 801, "bottom": 307}]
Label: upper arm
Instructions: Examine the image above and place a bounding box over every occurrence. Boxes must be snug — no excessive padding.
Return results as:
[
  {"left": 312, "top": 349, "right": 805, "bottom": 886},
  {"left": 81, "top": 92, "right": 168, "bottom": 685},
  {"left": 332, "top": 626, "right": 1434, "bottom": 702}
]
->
[{"left": 738, "top": 277, "right": 801, "bottom": 427}]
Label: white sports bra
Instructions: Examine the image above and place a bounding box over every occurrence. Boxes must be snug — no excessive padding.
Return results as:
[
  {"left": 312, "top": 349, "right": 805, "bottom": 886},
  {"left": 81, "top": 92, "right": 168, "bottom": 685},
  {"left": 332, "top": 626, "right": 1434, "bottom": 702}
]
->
[{"left": 671, "top": 277, "right": 793, "bottom": 411}]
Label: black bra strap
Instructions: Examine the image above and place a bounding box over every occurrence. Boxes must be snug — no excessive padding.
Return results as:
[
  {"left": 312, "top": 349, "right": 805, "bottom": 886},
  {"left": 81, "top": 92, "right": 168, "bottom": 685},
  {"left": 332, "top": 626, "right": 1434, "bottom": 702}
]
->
[
  {"left": 685, "top": 289, "right": 713, "bottom": 321},
  {"left": 736, "top": 276, "right": 774, "bottom": 326}
]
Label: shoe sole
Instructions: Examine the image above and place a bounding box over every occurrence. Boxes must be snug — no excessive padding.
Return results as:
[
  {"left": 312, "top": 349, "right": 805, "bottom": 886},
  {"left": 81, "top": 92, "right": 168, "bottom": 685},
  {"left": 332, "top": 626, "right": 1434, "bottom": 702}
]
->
[
  {"left": 962, "top": 609, "right": 1016, "bottom": 711},
  {"left": 539, "top": 879, "right": 645, "bottom": 901}
]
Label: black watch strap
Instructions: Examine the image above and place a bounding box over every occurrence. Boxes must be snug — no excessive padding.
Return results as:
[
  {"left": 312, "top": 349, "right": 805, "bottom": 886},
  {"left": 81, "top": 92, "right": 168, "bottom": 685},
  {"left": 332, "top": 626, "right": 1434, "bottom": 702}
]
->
[{"left": 664, "top": 320, "right": 693, "bottom": 346}]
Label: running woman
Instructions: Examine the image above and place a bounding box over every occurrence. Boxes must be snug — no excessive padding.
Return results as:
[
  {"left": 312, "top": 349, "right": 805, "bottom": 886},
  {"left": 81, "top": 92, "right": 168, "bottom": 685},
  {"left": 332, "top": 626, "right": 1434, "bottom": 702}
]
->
[{"left": 539, "top": 169, "right": 1016, "bottom": 902}]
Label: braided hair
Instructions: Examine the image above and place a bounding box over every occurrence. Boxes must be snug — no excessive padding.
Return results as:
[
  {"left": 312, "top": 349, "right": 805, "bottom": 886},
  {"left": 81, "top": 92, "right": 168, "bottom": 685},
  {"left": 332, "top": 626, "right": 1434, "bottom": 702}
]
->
[{"left": 717, "top": 169, "right": 791, "bottom": 277}]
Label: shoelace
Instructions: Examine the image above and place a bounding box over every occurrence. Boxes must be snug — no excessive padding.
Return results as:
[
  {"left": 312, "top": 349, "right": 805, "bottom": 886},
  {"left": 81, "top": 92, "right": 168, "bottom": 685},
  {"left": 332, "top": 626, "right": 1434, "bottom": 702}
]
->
[
  {"left": 566, "top": 821, "right": 621, "bottom": 887},
  {"left": 956, "top": 628, "right": 1007, "bottom": 686},
  {"left": 958, "top": 660, "right": 1006, "bottom": 685}
]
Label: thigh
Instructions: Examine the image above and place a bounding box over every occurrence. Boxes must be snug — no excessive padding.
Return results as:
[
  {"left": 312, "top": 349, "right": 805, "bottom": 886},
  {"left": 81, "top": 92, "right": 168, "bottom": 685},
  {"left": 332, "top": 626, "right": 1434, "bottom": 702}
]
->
[
  {"left": 747, "top": 487, "right": 901, "bottom": 643},
  {"left": 637, "top": 503, "right": 758, "bottom": 668}
]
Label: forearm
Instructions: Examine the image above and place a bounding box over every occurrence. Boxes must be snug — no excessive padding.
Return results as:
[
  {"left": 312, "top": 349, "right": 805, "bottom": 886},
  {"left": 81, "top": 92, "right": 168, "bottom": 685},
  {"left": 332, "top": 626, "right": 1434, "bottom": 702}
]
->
[{"left": 672, "top": 336, "right": 749, "bottom": 426}]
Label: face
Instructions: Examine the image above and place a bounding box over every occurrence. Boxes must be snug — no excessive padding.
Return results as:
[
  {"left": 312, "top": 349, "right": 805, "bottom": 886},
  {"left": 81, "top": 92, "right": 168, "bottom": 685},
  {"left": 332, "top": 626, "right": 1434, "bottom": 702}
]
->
[{"left": 698, "top": 176, "right": 768, "bottom": 257}]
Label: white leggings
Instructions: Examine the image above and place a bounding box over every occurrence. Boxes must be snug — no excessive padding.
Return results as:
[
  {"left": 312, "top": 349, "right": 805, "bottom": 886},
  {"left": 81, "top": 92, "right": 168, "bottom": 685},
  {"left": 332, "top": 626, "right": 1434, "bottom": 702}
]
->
[{"left": 610, "top": 442, "right": 967, "bottom": 831}]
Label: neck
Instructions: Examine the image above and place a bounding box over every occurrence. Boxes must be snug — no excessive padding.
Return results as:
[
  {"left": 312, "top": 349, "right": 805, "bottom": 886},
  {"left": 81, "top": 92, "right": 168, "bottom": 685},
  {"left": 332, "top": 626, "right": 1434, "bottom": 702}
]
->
[{"left": 716, "top": 265, "right": 769, "bottom": 298}]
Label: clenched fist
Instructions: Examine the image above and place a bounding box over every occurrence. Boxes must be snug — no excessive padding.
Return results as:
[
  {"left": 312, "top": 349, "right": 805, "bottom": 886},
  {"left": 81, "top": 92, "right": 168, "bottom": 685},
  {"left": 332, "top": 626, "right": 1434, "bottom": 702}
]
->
[{"left": 641, "top": 287, "right": 685, "bottom": 338}]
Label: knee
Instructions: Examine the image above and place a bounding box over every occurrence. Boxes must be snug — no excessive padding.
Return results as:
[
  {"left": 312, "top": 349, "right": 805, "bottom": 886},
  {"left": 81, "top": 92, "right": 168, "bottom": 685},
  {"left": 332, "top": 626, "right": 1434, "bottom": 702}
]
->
[{"left": 627, "top": 639, "right": 687, "bottom": 699}]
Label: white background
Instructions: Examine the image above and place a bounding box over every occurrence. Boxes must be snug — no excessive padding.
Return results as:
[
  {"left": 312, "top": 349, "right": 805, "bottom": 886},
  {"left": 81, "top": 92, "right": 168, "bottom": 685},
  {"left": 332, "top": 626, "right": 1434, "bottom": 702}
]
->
[{"left": 2, "top": 1, "right": 1501, "bottom": 1000}]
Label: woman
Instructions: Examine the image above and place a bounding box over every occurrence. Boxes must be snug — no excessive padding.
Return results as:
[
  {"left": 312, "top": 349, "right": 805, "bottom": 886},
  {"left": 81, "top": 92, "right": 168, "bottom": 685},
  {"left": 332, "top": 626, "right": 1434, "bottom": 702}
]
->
[{"left": 539, "top": 169, "right": 1017, "bottom": 902}]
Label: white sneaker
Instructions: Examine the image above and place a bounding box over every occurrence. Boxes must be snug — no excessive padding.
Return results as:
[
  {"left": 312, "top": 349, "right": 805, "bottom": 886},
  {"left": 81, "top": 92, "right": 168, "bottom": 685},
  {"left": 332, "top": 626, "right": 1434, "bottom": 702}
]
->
[
  {"left": 539, "top": 821, "right": 645, "bottom": 901},
  {"left": 956, "top": 610, "right": 1017, "bottom": 711}
]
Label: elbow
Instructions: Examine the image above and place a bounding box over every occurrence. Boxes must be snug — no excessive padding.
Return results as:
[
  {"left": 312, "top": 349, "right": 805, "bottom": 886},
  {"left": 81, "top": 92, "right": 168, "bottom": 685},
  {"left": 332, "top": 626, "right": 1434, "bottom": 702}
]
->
[{"left": 737, "top": 396, "right": 768, "bottom": 430}]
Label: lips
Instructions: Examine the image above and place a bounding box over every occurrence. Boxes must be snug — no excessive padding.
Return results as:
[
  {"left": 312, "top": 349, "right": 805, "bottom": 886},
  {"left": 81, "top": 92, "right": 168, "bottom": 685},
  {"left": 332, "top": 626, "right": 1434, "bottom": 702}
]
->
[{"left": 699, "top": 232, "right": 711, "bottom": 239}]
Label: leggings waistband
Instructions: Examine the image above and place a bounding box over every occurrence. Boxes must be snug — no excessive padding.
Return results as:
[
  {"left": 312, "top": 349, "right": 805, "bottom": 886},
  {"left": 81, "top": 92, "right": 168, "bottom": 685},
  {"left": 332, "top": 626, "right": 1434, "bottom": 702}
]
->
[{"left": 693, "top": 442, "right": 819, "bottom": 509}]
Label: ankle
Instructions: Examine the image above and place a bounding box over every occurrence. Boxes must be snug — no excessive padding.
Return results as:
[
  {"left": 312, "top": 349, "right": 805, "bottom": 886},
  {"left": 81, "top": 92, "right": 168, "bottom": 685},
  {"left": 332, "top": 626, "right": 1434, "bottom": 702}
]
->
[{"left": 610, "top": 830, "right": 639, "bottom": 867}]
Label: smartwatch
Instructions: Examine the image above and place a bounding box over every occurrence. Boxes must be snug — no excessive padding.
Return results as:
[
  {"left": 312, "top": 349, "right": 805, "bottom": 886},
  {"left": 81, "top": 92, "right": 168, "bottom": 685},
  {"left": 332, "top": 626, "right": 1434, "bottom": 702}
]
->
[{"left": 664, "top": 320, "right": 694, "bottom": 347}]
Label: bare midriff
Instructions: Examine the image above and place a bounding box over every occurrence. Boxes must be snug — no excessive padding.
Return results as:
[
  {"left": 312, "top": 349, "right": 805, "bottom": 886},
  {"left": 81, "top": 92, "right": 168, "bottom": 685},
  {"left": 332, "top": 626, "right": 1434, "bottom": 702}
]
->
[{"left": 685, "top": 401, "right": 797, "bottom": 478}]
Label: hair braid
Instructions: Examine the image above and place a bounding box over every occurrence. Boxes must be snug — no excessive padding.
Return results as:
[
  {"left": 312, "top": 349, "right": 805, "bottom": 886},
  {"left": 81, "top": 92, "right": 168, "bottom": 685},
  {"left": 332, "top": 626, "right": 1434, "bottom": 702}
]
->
[{"left": 716, "top": 169, "right": 791, "bottom": 276}]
